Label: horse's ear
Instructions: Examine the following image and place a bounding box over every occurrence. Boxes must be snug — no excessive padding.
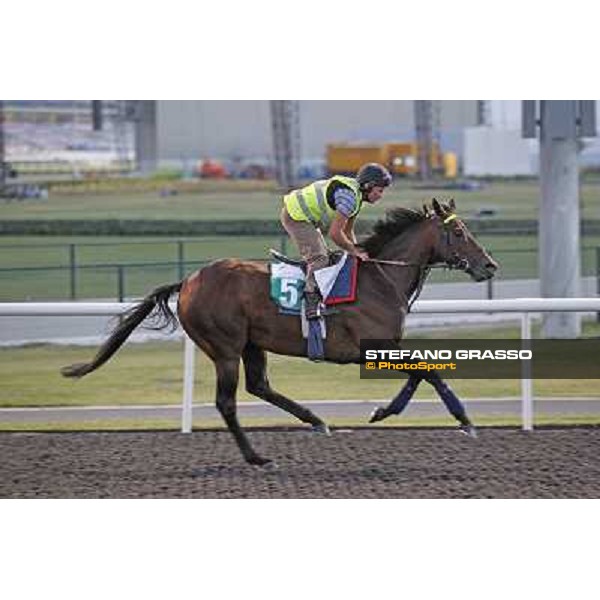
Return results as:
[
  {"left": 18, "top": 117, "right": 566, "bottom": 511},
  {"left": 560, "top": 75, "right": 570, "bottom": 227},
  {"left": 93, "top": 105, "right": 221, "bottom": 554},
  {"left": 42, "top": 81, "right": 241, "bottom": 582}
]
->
[
  {"left": 449, "top": 198, "right": 456, "bottom": 211},
  {"left": 432, "top": 198, "right": 443, "bottom": 216},
  {"left": 422, "top": 203, "right": 430, "bottom": 217}
]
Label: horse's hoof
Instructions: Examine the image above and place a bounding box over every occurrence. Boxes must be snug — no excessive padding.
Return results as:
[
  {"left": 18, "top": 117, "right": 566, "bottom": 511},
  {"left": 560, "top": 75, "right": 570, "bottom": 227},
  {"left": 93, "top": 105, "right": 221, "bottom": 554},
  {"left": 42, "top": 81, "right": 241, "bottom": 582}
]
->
[
  {"left": 247, "top": 455, "right": 273, "bottom": 467},
  {"left": 311, "top": 423, "right": 331, "bottom": 436},
  {"left": 369, "top": 407, "right": 387, "bottom": 423},
  {"left": 459, "top": 425, "right": 478, "bottom": 439},
  {"left": 258, "top": 460, "right": 279, "bottom": 471}
]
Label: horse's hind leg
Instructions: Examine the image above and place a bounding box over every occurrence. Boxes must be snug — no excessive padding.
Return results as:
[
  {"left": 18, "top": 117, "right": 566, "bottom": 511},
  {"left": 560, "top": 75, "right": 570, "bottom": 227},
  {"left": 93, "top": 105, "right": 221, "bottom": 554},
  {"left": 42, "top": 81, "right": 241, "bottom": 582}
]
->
[
  {"left": 214, "top": 357, "right": 271, "bottom": 466},
  {"left": 242, "top": 342, "right": 330, "bottom": 434},
  {"left": 424, "top": 372, "right": 477, "bottom": 438},
  {"left": 369, "top": 375, "right": 422, "bottom": 423}
]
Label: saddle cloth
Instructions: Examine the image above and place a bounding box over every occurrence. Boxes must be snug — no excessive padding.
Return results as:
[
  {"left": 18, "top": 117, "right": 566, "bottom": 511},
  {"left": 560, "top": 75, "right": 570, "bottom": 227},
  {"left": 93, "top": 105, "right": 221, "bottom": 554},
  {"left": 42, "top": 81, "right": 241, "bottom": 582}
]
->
[{"left": 270, "top": 253, "right": 358, "bottom": 313}]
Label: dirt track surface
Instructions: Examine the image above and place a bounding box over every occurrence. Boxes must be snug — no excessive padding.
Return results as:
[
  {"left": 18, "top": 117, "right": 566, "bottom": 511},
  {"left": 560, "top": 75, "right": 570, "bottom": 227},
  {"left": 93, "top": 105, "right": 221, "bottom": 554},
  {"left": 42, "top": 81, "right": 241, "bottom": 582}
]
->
[{"left": 1, "top": 427, "right": 599, "bottom": 498}]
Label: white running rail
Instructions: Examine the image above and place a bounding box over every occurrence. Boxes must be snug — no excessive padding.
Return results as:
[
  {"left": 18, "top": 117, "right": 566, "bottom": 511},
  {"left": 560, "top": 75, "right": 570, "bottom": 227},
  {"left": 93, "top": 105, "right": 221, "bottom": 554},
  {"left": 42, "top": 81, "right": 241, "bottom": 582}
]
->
[{"left": 2, "top": 298, "right": 600, "bottom": 432}]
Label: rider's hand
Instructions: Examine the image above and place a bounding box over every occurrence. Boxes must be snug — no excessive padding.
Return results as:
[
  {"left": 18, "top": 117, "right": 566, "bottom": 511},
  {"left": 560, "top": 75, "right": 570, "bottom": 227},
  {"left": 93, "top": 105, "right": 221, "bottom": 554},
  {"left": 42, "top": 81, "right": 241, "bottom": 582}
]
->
[{"left": 353, "top": 249, "right": 370, "bottom": 261}]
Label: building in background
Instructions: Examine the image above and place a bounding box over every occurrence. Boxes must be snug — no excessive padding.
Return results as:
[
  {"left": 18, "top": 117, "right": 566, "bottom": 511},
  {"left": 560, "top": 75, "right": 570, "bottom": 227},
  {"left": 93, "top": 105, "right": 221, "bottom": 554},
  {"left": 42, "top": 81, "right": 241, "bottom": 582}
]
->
[
  {"left": 463, "top": 101, "right": 536, "bottom": 176},
  {"left": 146, "top": 100, "right": 479, "bottom": 172},
  {"left": 463, "top": 128, "right": 538, "bottom": 176},
  {"left": 2, "top": 101, "right": 135, "bottom": 177},
  {"left": 463, "top": 101, "right": 600, "bottom": 176},
  {"left": 4, "top": 100, "right": 599, "bottom": 178}
]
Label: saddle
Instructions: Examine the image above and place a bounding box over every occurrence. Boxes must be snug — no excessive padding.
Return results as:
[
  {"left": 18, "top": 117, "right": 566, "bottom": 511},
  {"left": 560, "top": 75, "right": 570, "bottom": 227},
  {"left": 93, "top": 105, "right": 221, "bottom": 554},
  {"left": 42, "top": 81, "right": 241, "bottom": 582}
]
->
[
  {"left": 268, "top": 248, "right": 345, "bottom": 272},
  {"left": 269, "top": 251, "right": 360, "bottom": 361}
]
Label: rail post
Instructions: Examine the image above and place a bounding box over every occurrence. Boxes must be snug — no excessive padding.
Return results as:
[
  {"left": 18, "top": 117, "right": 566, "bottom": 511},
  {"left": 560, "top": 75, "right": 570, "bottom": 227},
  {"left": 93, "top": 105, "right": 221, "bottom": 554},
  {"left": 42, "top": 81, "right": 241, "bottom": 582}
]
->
[
  {"left": 68, "top": 244, "right": 77, "bottom": 300},
  {"left": 182, "top": 335, "right": 195, "bottom": 433},
  {"left": 487, "top": 278, "right": 493, "bottom": 300},
  {"left": 521, "top": 312, "right": 533, "bottom": 431},
  {"left": 279, "top": 235, "right": 288, "bottom": 255},
  {"left": 177, "top": 241, "right": 185, "bottom": 280},
  {"left": 117, "top": 266, "right": 125, "bottom": 302},
  {"left": 597, "top": 247, "right": 600, "bottom": 322}
]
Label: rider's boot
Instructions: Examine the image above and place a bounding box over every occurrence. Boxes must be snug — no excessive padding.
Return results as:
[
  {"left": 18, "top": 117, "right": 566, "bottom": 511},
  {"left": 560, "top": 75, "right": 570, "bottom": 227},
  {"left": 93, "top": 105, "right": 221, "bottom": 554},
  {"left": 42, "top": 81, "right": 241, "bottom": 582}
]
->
[{"left": 304, "top": 290, "right": 323, "bottom": 320}]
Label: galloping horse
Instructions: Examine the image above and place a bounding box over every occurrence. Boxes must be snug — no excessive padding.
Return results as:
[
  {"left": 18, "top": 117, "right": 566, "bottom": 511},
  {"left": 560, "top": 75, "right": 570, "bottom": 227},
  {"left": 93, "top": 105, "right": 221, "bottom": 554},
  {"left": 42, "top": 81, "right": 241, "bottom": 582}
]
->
[{"left": 62, "top": 199, "right": 498, "bottom": 466}]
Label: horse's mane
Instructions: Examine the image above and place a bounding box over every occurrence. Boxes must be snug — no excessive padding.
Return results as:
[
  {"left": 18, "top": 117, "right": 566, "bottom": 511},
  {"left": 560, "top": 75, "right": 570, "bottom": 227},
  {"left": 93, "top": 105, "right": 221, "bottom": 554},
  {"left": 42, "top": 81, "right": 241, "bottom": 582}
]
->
[{"left": 361, "top": 206, "right": 428, "bottom": 257}]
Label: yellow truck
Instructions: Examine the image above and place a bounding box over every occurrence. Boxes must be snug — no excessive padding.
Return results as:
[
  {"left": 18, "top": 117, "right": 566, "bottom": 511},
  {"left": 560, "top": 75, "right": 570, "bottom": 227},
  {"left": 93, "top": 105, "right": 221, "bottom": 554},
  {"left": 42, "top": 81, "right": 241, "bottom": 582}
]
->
[
  {"left": 326, "top": 142, "right": 454, "bottom": 178},
  {"left": 326, "top": 144, "right": 386, "bottom": 175}
]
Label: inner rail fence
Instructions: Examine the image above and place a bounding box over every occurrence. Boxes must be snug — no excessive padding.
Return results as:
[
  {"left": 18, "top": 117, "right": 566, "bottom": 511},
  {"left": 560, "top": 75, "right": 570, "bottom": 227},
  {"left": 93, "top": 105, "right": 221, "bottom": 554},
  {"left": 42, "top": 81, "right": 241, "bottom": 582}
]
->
[
  {"left": 1, "top": 239, "right": 600, "bottom": 302},
  {"left": 0, "top": 238, "right": 287, "bottom": 301},
  {"left": 2, "top": 298, "right": 600, "bottom": 433}
]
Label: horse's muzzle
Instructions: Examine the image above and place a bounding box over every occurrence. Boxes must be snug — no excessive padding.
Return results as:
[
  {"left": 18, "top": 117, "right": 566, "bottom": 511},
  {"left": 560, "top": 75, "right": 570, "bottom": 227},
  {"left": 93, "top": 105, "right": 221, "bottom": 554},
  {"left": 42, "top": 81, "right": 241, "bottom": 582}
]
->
[{"left": 468, "top": 261, "right": 498, "bottom": 282}]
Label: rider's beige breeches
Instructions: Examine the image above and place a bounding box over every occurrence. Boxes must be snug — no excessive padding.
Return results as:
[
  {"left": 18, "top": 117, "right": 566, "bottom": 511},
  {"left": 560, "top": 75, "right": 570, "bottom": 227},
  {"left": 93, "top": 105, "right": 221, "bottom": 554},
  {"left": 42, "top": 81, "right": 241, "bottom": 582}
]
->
[{"left": 280, "top": 208, "right": 329, "bottom": 293}]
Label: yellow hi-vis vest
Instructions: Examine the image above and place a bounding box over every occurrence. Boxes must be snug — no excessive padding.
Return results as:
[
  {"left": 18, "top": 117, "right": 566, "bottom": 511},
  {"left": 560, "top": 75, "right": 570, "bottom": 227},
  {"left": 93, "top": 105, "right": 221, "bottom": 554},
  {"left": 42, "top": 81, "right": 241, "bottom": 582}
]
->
[{"left": 283, "top": 176, "right": 362, "bottom": 227}]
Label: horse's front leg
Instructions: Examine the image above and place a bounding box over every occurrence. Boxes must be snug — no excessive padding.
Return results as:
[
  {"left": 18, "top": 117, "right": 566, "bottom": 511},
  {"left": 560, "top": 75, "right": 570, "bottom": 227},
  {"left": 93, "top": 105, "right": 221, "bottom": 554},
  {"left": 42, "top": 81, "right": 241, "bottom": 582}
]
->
[
  {"left": 369, "top": 375, "right": 422, "bottom": 423},
  {"left": 424, "top": 372, "right": 477, "bottom": 438}
]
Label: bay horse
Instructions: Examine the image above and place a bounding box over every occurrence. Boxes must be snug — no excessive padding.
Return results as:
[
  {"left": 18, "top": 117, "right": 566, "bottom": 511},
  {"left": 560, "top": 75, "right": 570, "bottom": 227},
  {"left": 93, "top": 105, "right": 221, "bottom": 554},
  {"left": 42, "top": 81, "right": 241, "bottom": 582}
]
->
[{"left": 62, "top": 199, "right": 498, "bottom": 466}]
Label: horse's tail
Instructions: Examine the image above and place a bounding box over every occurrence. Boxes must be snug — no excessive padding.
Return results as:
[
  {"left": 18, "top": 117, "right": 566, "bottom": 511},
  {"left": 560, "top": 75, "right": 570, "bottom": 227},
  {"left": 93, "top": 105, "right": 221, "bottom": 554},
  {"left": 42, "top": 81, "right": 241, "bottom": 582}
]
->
[{"left": 61, "top": 281, "right": 182, "bottom": 378}]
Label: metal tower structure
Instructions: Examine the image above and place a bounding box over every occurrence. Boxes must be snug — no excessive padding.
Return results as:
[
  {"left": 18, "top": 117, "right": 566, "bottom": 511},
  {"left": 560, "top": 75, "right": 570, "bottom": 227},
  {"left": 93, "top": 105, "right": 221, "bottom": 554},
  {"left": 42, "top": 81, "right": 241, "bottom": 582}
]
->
[
  {"left": 133, "top": 101, "right": 157, "bottom": 174},
  {"left": 0, "top": 100, "right": 5, "bottom": 193},
  {"left": 112, "top": 101, "right": 135, "bottom": 170},
  {"left": 433, "top": 100, "right": 442, "bottom": 163},
  {"left": 414, "top": 100, "right": 438, "bottom": 180},
  {"left": 270, "top": 100, "right": 301, "bottom": 190},
  {"left": 477, "top": 100, "right": 491, "bottom": 126},
  {"left": 92, "top": 100, "right": 103, "bottom": 131}
]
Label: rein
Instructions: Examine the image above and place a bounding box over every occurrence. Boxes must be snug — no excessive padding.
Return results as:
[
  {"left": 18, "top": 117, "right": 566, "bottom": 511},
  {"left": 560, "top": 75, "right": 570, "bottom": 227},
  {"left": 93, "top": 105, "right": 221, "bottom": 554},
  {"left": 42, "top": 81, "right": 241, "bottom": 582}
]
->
[
  {"left": 370, "top": 260, "right": 432, "bottom": 312},
  {"left": 368, "top": 258, "right": 448, "bottom": 269},
  {"left": 365, "top": 212, "right": 466, "bottom": 310}
]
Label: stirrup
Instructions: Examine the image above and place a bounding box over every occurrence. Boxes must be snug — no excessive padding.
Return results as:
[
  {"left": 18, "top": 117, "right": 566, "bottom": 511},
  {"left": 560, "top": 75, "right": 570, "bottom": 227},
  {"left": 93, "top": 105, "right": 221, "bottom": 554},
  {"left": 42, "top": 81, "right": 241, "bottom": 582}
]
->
[{"left": 304, "top": 292, "right": 323, "bottom": 320}]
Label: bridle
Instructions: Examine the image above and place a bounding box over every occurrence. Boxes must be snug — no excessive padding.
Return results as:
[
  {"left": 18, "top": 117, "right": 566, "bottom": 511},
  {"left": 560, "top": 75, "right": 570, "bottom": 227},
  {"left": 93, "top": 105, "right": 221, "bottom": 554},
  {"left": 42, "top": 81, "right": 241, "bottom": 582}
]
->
[
  {"left": 366, "top": 213, "right": 470, "bottom": 310},
  {"left": 440, "top": 213, "right": 471, "bottom": 272}
]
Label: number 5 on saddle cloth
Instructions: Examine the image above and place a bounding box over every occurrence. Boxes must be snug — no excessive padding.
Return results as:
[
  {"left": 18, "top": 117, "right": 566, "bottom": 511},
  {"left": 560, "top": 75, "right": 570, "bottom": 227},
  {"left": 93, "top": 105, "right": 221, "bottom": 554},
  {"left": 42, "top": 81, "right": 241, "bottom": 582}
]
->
[{"left": 269, "top": 253, "right": 359, "bottom": 360}]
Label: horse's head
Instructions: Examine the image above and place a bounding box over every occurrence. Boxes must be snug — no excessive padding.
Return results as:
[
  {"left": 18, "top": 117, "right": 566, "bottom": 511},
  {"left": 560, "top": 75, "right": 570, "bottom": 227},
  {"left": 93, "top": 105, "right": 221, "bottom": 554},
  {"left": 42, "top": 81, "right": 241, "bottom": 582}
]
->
[{"left": 429, "top": 198, "right": 498, "bottom": 282}]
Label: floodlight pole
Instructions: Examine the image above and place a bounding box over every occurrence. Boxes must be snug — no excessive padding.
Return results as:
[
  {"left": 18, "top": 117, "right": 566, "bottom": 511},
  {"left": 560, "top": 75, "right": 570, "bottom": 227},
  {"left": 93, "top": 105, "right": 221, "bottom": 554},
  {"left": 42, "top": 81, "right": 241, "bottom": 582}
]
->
[
  {"left": 523, "top": 100, "right": 596, "bottom": 338},
  {"left": 539, "top": 116, "right": 580, "bottom": 337}
]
